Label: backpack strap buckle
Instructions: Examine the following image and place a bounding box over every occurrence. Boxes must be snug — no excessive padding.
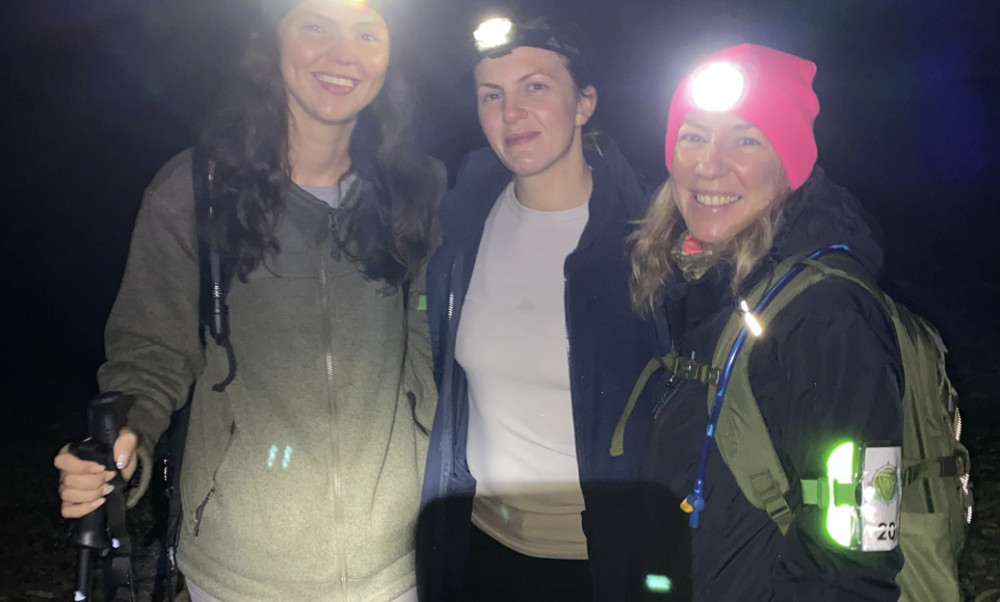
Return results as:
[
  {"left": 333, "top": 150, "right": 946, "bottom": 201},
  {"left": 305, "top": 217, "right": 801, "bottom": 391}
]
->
[
  {"left": 665, "top": 355, "right": 720, "bottom": 387},
  {"left": 901, "top": 449, "right": 970, "bottom": 487},
  {"left": 750, "top": 471, "right": 795, "bottom": 535}
]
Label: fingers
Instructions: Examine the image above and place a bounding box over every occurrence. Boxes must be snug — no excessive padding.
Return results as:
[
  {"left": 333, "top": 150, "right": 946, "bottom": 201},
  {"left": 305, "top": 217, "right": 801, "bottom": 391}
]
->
[
  {"left": 58, "top": 469, "right": 114, "bottom": 519},
  {"left": 115, "top": 429, "right": 139, "bottom": 481},
  {"left": 61, "top": 496, "right": 106, "bottom": 519},
  {"left": 55, "top": 429, "right": 141, "bottom": 519},
  {"left": 60, "top": 470, "right": 114, "bottom": 493},
  {"left": 53, "top": 443, "right": 106, "bottom": 475},
  {"left": 54, "top": 442, "right": 116, "bottom": 519},
  {"left": 59, "top": 478, "right": 115, "bottom": 503}
]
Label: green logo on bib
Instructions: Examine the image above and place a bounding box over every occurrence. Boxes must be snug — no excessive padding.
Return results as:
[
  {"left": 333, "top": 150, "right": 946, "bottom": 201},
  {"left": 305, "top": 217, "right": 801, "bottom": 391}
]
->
[{"left": 873, "top": 465, "right": 899, "bottom": 502}]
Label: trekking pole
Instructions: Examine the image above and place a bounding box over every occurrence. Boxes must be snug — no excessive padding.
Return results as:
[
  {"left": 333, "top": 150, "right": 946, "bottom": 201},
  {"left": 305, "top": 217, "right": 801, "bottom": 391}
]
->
[{"left": 68, "top": 392, "right": 136, "bottom": 602}]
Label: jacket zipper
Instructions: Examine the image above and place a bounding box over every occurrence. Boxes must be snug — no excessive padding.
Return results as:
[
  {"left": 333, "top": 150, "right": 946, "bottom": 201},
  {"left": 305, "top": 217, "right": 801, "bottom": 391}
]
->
[
  {"left": 564, "top": 274, "right": 588, "bottom": 476},
  {"left": 653, "top": 377, "right": 684, "bottom": 421},
  {"left": 321, "top": 220, "right": 349, "bottom": 591},
  {"left": 441, "top": 258, "right": 459, "bottom": 490},
  {"left": 447, "top": 260, "right": 456, "bottom": 321}
]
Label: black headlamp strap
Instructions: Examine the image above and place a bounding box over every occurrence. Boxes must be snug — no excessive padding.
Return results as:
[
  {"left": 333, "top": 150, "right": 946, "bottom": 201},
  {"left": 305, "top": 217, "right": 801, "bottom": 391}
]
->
[
  {"left": 517, "top": 27, "right": 581, "bottom": 59},
  {"left": 477, "top": 22, "right": 590, "bottom": 87}
]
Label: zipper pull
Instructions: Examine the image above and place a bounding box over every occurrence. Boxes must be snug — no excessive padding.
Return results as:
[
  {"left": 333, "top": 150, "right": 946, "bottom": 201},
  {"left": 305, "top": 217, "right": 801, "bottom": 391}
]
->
[
  {"left": 192, "top": 486, "right": 215, "bottom": 536},
  {"left": 329, "top": 214, "right": 341, "bottom": 261}
]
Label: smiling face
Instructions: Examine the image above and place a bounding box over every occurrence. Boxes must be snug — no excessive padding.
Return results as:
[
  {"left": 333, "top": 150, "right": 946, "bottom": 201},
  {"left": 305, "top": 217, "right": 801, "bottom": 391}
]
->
[
  {"left": 278, "top": 0, "right": 390, "bottom": 134},
  {"left": 474, "top": 45, "right": 596, "bottom": 180},
  {"left": 671, "top": 110, "right": 789, "bottom": 245}
]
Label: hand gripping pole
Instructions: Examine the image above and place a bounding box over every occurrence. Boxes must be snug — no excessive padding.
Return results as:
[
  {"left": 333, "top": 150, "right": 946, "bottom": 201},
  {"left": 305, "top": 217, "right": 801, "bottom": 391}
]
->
[{"left": 68, "top": 392, "right": 135, "bottom": 602}]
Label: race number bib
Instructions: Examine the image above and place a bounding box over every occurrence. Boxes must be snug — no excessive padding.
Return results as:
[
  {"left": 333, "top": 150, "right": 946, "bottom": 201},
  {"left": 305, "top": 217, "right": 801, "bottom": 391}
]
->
[{"left": 859, "top": 446, "right": 902, "bottom": 551}]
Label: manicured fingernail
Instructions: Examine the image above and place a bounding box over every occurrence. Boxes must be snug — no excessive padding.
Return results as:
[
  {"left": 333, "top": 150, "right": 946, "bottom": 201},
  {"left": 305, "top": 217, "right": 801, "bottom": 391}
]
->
[
  {"left": 116, "top": 454, "right": 129, "bottom": 470},
  {"left": 94, "top": 497, "right": 106, "bottom": 507},
  {"left": 102, "top": 484, "right": 115, "bottom": 496}
]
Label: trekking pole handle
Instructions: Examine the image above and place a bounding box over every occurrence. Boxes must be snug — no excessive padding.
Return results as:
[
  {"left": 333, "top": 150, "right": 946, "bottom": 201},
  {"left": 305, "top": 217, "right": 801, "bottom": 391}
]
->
[
  {"left": 68, "top": 392, "right": 128, "bottom": 601},
  {"left": 88, "top": 392, "right": 125, "bottom": 454}
]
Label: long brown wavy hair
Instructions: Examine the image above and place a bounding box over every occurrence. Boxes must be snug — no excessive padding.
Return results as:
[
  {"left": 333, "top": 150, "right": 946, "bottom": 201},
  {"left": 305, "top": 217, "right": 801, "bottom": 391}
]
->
[
  {"left": 629, "top": 178, "right": 791, "bottom": 318},
  {"left": 196, "top": 9, "right": 441, "bottom": 286}
]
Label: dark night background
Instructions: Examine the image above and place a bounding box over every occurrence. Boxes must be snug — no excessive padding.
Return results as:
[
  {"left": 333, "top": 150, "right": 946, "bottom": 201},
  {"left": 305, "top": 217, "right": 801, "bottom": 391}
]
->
[{"left": 1, "top": 0, "right": 998, "bottom": 599}]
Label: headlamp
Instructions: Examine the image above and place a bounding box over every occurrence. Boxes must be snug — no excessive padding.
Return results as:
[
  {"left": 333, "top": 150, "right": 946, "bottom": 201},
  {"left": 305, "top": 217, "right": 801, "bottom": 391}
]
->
[
  {"left": 472, "top": 16, "right": 582, "bottom": 62},
  {"left": 474, "top": 17, "right": 516, "bottom": 54},
  {"left": 690, "top": 62, "right": 746, "bottom": 112}
]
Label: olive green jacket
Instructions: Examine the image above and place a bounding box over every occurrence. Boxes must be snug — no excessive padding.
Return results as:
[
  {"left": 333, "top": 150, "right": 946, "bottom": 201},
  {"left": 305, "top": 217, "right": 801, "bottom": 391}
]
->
[{"left": 98, "top": 150, "right": 438, "bottom": 601}]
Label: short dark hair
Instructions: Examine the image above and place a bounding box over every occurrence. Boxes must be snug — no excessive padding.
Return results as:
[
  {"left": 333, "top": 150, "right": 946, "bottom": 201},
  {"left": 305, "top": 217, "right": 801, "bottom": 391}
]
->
[{"left": 518, "top": 15, "right": 593, "bottom": 90}]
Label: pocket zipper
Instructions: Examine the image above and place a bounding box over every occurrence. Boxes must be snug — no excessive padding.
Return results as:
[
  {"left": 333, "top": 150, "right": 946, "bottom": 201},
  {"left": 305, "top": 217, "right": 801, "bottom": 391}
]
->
[{"left": 192, "top": 421, "right": 237, "bottom": 536}]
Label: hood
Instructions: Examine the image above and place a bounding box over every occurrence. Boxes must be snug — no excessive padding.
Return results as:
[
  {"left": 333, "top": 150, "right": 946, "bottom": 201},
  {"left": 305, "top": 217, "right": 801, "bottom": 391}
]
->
[{"left": 771, "top": 166, "right": 885, "bottom": 277}]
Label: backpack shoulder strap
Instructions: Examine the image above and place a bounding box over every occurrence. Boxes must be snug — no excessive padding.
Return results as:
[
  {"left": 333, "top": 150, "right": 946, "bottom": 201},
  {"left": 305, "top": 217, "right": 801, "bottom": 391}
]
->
[
  {"left": 712, "top": 248, "right": 877, "bottom": 534},
  {"left": 191, "top": 147, "right": 213, "bottom": 344},
  {"left": 190, "top": 148, "right": 238, "bottom": 391}
]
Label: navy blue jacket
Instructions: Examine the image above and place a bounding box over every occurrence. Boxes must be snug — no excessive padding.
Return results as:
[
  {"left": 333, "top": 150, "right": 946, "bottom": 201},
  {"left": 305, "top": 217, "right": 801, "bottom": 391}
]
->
[{"left": 417, "top": 141, "right": 670, "bottom": 600}]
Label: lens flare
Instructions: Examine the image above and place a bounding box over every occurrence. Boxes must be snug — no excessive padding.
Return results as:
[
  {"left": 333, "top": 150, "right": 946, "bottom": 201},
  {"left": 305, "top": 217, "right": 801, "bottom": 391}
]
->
[
  {"left": 691, "top": 62, "right": 746, "bottom": 112},
  {"left": 474, "top": 17, "right": 515, "bottom": 52}
]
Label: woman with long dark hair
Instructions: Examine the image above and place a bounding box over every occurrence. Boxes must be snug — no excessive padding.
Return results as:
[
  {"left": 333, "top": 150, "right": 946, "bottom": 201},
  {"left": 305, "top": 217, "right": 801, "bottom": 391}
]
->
[{"left": 54, "top": 1, "right": 443, "bottom": 600}]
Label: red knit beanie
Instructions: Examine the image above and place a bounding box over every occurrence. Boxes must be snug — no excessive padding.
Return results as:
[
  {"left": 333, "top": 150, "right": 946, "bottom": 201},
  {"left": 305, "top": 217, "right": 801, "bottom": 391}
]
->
[{"left": 664, "top": 44, "right": 820, "bottom": 191}]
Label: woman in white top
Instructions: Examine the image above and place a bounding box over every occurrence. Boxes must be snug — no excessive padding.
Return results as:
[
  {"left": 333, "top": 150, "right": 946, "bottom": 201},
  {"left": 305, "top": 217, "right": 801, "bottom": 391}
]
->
[{"left": 419, "top": 13, "right": 670, "bottom": 601}]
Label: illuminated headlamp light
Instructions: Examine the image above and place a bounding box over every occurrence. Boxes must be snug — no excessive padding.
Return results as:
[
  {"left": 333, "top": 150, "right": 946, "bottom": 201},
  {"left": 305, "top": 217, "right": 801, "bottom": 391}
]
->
[
  {"left": 474, "top": 17, "right": 516, "bottom": 55},
  {"left": 473, "top": 17, "right": 582, "bottom": 62},
  {"left": 690, "top": 61, "right": 746, "bottom": 112}
]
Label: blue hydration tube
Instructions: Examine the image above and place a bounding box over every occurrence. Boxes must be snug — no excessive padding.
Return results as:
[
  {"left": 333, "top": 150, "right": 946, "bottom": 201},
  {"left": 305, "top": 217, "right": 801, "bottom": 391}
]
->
[{"left": 683, "top": 244, "right": 852, "bottom": 528}]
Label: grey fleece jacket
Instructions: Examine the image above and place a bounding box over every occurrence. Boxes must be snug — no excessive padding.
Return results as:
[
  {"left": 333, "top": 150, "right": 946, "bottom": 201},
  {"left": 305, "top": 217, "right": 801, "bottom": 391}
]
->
[{"left": 97, "top": 150, "right": 438, "bottom": 601}]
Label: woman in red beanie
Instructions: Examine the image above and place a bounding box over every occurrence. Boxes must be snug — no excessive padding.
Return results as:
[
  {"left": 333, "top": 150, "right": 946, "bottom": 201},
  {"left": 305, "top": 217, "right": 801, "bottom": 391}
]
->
[{"left": 621, "top": 44, "right": 904, "bottom": 599}]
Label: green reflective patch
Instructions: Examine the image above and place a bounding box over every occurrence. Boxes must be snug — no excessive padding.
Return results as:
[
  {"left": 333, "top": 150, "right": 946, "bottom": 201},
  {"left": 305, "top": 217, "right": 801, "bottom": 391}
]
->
[
  {"left": 416, "top": 294, "right": 427, "bottom": 311},
  {"left": 645, "top": 574, "right": 673, "bottom": 594},
  {"left": 826, "top": 441, "right": 856, "bottom": 547}
]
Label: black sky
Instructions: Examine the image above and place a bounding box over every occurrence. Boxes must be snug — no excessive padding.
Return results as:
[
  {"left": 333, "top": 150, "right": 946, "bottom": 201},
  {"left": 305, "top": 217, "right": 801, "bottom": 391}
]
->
[{"left": 2, "top": 0, "right": 998, "bottom": 388}]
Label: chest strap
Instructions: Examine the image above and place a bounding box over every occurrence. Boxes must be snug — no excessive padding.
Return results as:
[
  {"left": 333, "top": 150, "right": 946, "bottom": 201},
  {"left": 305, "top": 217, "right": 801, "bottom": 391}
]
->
[{"left": 610, "top": 351, "right": 720, "bottom": 457}]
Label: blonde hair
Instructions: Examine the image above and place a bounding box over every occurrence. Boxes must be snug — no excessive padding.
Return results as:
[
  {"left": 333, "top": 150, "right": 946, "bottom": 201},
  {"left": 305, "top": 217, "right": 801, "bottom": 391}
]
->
[{"left": 629, "top": 179, "right": 791, "bottom": 318}]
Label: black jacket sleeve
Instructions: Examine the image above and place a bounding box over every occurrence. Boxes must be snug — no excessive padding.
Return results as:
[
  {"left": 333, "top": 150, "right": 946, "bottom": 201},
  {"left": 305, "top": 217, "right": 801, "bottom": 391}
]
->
[{"left": 750, "top": 278, "right": 905, "bottom": 601}]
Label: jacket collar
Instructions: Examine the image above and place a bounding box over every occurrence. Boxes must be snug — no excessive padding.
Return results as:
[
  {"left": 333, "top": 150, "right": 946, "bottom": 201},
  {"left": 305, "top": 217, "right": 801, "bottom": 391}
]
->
[
  {"left": 439, "top": 139, "right": 649, "bottom": 252},
  {"left": 282, "top": 177, "right": 364, "bottom": 241}
]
